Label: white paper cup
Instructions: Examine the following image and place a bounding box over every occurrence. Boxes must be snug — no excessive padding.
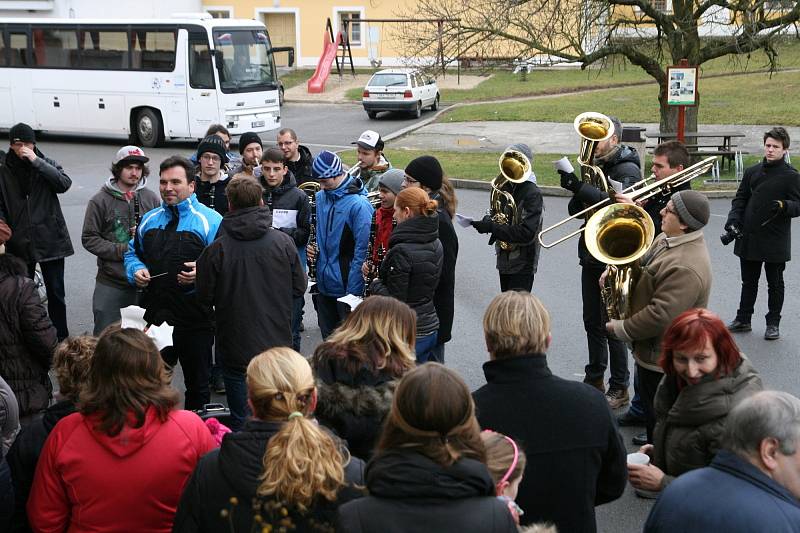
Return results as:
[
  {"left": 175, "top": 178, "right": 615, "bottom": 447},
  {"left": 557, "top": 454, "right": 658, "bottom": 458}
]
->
[{"left": 627, "top": 452, "right": 651, "bottom": 466}]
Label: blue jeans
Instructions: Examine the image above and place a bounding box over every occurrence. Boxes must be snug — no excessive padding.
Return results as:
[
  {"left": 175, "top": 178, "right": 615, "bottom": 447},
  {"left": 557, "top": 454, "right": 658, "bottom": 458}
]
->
[
  {"left": 415, "top": 332, "right": 439, "bottom": 364},
  {"left": 223, "top": 367, "right": 251, "bottom": 431}
]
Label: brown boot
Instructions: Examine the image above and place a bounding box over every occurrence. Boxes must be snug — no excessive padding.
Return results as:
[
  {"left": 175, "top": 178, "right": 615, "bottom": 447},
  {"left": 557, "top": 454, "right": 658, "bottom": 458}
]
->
[
  {"left": 605, "top": 387, "right": 630, "bottom": 410},
  {"left": 583, "top": 376, "right": 605, "bottom": 393}
]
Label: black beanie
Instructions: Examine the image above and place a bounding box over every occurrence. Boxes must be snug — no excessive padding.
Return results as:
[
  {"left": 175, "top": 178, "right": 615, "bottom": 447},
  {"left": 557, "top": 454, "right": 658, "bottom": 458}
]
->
[
  {"left": 10, "top": 123, "right": 35, "bottom": 144},
  {"left": 196, "top": 135, "right": 229, "bottom": 164},
  {"left": 238, "top": 132, "right": 263, "bottom": 154},
  {"left": 405, "top": 155, "right": 443, "bottom": 190}
]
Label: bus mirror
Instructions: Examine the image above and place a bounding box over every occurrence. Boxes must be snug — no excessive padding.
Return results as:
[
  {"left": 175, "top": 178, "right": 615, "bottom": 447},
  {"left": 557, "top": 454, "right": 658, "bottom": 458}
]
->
[{"left": 272, "top": 46, "right": 295, "bottom": 67}]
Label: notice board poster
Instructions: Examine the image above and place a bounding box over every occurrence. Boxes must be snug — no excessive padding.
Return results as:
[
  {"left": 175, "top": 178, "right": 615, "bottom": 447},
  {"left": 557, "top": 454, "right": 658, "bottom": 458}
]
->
[{"left": 667, "top": 66, "right": 698, "bottom": 106}]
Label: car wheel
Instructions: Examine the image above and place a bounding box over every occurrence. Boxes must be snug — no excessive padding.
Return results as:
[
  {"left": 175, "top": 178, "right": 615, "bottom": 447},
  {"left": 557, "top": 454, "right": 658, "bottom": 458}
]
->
[
  {"left": 430, "top": 94, "right": 440, "bottom": 111},
  {"left": 135, "top": 108, "right": 163, "bottom": 148},
  {"left": 412, "top": 101, "right": 422, "bottom": 119},
  {"left": 367, "top": 111, "right": 378, "bottom": 119}
]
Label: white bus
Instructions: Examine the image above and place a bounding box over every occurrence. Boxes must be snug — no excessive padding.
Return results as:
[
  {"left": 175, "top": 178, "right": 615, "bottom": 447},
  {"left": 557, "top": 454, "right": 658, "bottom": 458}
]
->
[{"left": 0, "top": 14, "right": 294, "bottom": 146}]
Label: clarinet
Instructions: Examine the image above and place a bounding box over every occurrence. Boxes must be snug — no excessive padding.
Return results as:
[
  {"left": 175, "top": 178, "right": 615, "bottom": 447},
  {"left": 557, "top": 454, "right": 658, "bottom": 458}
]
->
[
  {"left": 363, "top": 209, "right": 379, "bottom": 297},
  {"left": 307, "top": 190, "right": 319, "bottom": 295}
]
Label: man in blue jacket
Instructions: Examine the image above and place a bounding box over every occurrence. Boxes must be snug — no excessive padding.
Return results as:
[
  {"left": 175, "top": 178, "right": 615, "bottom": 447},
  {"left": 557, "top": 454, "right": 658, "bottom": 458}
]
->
[
  {"left": 306, "top": 150, "right": 372, "bottom": 339},
  {"left": 124, "top": 156, "right": 222, "bottom": 410},
  {"left": 645, "top": 390, "right": 800, "bottom": 532}
]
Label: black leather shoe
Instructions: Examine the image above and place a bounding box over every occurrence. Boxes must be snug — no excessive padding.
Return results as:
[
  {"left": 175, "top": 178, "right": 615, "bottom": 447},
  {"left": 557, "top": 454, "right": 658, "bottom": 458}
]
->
[
  {"left": 632, "top": 433, "right": 649, "bottom": 446},
  {"left": 727, "top": 319, "right": 752, "bottom": 332},
  {"left": 765, "top": 325, "right": 780, "bottom": 340},
  {"left": 617, "top": 410, "right": 646, "bottom": 427}
]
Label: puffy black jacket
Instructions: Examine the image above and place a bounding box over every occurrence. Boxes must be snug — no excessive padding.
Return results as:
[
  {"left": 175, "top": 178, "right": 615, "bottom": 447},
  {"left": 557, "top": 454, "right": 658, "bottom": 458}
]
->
[
  {"left": 313, "top": 350, "right": 397, "bottom": 460},
  {"left": 727, "top": 158, "right": 800, "bottom": 263},
  {"left": 259, "top": 170, "right": 310, "bottom": 248},
  {"left": 7, "top": 399, "right": 76, "bottom": 532},
  {"left": 173, "top": 419, "right": 365, "bottom": 533},
  {"left": 193, "top": 174, "right": 230, "bottom": 217},
  {"left": 369, "top": 214, "right": 442, "bottom": 336},
  {"left": 0, "top": 149, "right": 73, "bottom": 263},
  {"left": 0, "top": 253, "right": 56, "bottom": 417},
  {"left": 337, "top": 450, "right": 517, "bottom": 533},
  {"left": 487, "top": 180, "right": 544, "bottom": 275},
  {"left": 432, "top": 193, "right": 458, "bottom": 343},
  {"left": 287, "top": 145, "right": 315, "bottom": 186},
  {"left": 196, "top": 206, "right": 307, "bottom": 372},
  {"left": 568, "top": 144, "right": 642, "bottom": 266}
]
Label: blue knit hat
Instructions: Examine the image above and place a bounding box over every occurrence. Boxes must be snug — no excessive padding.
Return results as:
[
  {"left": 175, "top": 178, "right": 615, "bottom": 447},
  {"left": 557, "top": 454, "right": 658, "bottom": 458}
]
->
[{"left": 312, "top": 150, "right": 343, "bottom": 179}]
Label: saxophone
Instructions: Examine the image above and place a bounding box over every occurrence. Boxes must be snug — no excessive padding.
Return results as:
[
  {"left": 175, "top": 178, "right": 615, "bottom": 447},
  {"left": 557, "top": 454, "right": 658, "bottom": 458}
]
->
[{"left": 300, "top": 182, "right": 321, "bottom": 294}]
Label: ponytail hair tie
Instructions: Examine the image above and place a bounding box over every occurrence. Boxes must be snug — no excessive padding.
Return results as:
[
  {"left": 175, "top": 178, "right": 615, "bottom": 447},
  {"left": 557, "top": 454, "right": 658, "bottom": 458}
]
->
[{"left": 288, "top": 411, "right": 304, "bottom": 420}]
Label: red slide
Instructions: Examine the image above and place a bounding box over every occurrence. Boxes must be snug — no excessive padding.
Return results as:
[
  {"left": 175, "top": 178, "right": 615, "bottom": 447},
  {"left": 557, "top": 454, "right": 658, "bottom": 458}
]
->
[{"left": 307, "top": 32, "right": 342, "bottom": 94}]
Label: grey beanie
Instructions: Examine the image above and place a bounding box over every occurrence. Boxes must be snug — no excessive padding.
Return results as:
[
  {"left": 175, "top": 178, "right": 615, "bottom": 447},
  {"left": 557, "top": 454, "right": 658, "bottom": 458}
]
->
[
  {"left": 671, "top": 190, "right": 710, "bottom": 231},
  {"left": 609, "top": 116, "right": 623, "bottom": 140},
  {"left": 507, "top": 143, "right": 533, "bottom": 163},
  {"left": 378, "top": 168, "right": 405, "bottom": 195}
]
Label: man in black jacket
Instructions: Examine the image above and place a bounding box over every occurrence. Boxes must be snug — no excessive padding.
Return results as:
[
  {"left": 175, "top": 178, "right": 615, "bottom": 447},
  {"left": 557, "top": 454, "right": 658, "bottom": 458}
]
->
[
  {"left": 726, "top": 127, "right": 800, "bottom": 340},
  {"left": 559, "top": 116, "right": 641, "bottom": 410},
  {"left": 196, "top": 176, "right": 306, "bottom": 430},
  {"left": 473, "top": 291, "right": 627, "bottom": 532},
  {"left": 471, "top": 143, "right": 543, "bottom": 292},
  {"left": 277, "top": 128, "right": 315, "bottom": 185},
  {"left": 0, "top": 123, "right": 73, "bottom": 341}
]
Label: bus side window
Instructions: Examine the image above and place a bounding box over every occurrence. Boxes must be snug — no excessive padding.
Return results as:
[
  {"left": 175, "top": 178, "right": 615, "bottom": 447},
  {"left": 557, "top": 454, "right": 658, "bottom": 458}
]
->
[
  {"left": 189, "top": 36, "right": 214, "bottom": 89},
  {"left": 131, "top": 29, "right": 176, "bottom": 71},
  {"left": 80, "top": 30, "right": 129, "bottom": 70},
  {"left": 33, "top": 28, "right": 80, "bottom": 68},
  {"left": 8, "top": 33, "right": 28, "bottom": 67}
]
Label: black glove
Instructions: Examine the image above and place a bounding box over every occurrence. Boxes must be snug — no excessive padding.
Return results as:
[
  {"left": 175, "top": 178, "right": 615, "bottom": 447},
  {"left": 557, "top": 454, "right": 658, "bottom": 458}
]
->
[
  {"left": 472, "top": 215, "right": 494, "bottom": 234},
  {"left": 724, "top": 222, "right": 738, "bottom": 232},
  {"left": 771, "top": 200, "right": 785, "bottom": 215},
  {"left": 559, "top": 170, "right": 581, "bottom": 193}
]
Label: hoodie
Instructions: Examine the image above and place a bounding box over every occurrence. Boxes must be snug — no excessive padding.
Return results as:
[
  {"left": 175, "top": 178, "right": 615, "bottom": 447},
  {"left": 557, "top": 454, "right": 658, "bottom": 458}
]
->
[
  {"left": 347, "top": 154, "right": 392, "bottom": 193},
  {"left": 82, "top": 176, "right": 161, "bottom": 289},
  {"left": 28, "top": 407, "right": 216, "bottom": 533},
  {"left": 286, "top": 144, "right": 315, "bottom": 186}
]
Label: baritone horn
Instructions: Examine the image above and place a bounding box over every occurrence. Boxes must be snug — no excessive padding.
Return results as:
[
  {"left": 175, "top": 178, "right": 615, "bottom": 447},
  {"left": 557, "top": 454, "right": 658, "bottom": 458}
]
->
[
  {"left": 575, "top": 112, "right": 615, "bottom": 192},
  {"left": 489, "top": 149, "right": 531, "bottom": 251}
]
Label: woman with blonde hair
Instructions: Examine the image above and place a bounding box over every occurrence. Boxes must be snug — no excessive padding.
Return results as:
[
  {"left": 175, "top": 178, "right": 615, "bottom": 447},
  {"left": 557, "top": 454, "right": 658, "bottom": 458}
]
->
[
  {"left": 28, "top": 326, "right": 216, "bottom": 532},
  {"left": 174, "top": 347, "right": 364, "bottom": 532},
  {"left": 369, "top": 187, "right": 443, "bottom": 363},
  {"left": 338, "top": 363, "right": 518, "bottom": 532},
  {"left": 313, "top": 295, "right": 416, "bottom": 459}
]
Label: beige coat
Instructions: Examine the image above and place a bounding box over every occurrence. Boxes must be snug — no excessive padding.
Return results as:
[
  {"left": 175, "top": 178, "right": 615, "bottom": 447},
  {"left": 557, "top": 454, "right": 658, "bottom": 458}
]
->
[{"left": 609, "top": 230, "right": 712, "bottom": 371}]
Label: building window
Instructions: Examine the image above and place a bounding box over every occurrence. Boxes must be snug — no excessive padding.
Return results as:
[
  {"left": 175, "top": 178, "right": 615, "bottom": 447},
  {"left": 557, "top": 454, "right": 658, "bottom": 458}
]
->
[
  {"left": 339, "top": 12, "right": 362, "bottom": 46},
  {"left": 634, "top": 0, "right": 672, "bottom": 13},
  {"left": 206, "top": 8, "right": 232, "bottom": 18}
]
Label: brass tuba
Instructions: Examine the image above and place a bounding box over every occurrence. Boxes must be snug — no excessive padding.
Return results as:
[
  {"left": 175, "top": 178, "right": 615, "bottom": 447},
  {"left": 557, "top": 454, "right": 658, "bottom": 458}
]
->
[
  {"left": 489, "top": 148, "right": 531, "bottom": 251},
  {"left": 574, "top": 112, "right": 615, "bottom": 193},
  {"left": 584, "top": 203, "right": 655, "bottom": 320}
]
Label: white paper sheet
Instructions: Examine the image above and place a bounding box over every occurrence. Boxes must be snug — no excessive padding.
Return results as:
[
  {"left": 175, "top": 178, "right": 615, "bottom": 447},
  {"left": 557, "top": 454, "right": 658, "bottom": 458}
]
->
[
  {"left": 337, "top": 293, "right": 364, "bottom": 310},
  {"left": 119, "top": 305, "right": 174, "bottom": 350},
  {"left": 607, "top": 177, "right": 624, "bottom": 194},
  {"left": 455, "top": 213, "right": 474, "bottom": 228},
  {"left": 553, "top": 156, "right": 575, "bottom": 174},
  {"left": 272, "top": 209, "right": 298, "bottom": 229}
]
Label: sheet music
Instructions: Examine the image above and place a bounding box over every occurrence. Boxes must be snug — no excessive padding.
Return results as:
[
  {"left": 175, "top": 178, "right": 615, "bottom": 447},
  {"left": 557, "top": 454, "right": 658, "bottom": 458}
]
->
[{"left": 272, "top": 209, "right": 298, "bottom": 229}]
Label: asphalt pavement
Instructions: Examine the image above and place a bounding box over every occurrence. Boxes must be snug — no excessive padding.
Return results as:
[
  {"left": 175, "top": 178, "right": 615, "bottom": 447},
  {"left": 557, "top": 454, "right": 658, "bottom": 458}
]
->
[{"left": 9, "top": 102, "right": 800, "bottom": 533}]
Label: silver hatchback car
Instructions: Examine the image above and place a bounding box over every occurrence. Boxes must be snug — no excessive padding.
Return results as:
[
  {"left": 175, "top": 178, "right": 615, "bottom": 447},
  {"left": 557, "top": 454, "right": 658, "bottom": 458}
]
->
[{"left": 362, "top": 69, "right": 440, "bottom": 119}]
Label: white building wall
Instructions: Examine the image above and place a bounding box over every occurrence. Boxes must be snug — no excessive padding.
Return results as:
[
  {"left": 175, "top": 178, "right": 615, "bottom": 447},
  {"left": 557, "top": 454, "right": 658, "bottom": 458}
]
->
[{"left": 0, "top": 0, "right": 201, "bottom": 19}]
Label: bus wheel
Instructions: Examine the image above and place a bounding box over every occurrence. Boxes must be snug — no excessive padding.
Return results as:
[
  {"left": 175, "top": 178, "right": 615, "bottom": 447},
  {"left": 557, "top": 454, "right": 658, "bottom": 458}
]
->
[{"left": 135, "top": 109, "right": 163, "bottom": 148}]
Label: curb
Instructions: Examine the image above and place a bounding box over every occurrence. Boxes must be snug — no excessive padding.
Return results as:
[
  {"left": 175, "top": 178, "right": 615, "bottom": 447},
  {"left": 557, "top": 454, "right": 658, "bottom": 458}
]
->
[{"left": 449, "top": 179, "right": 737, "bottom": 198}]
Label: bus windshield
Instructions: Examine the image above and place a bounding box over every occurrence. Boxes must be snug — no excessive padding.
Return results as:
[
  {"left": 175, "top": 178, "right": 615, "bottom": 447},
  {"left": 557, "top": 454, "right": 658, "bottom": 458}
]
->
[{"left": 213, "top": 29, "right": 277, "bottom": 93}]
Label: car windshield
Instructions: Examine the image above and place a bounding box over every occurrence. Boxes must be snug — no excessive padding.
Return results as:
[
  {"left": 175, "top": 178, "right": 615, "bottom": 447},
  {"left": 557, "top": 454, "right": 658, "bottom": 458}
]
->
[
  {"left": 213, "top": 29, "right": 278, "bottom": 93},
  {"left": 368, "top": 73, "right": 409, "bottom": 87}
]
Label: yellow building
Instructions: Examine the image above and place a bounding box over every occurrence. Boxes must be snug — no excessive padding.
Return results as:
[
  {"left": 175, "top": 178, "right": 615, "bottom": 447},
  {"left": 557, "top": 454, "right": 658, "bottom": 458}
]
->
[{"left": 202, "top": 0, "right": 422, "bottom": 68}]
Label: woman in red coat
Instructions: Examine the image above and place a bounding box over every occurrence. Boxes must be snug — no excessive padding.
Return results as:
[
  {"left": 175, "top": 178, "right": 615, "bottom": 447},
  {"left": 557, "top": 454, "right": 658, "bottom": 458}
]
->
[{"left": 27, "top": 325, "right": 216, "bottom": 532}]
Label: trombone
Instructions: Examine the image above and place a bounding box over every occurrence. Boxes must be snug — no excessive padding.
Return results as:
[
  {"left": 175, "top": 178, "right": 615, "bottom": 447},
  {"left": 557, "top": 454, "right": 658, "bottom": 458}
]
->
[{"left": 538, "top": 156, "right": 717, "bottom": 249}]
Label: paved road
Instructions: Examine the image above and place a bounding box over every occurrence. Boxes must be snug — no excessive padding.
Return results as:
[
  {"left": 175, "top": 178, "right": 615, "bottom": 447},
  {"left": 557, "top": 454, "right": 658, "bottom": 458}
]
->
[{"left": 10, "top": 106, "right": 800, "bottom": 532}]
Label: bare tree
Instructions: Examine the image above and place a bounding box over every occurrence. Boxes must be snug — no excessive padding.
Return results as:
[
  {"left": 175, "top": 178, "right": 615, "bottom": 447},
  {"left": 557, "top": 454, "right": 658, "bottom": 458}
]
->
[{"left": 394, "top": 0, "right": 800, "bottom": 131}]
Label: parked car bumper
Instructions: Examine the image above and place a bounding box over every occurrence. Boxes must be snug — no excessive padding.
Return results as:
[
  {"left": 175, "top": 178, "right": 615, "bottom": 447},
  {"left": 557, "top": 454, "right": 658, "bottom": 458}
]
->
[{"left": 363, "top": 100, "right": 418, "bottom": 112}]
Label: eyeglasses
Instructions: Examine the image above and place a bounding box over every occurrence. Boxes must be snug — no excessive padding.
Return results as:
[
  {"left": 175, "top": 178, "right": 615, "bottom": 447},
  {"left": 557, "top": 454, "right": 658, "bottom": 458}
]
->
[
  {"left": 402, "top": 175, "right": 418, "bottom": 185},
  {"left": 200, "top": 154, "right": 221, "bottom": 163}
]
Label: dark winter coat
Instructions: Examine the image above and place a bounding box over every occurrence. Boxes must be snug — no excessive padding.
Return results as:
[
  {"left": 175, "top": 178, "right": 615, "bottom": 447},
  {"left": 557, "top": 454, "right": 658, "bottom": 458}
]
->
[
  {"left": 644, "top": 450, "right": 800, "bottom": 533},
  {"left": 369, "top": 214, "right": 443, "bottom": 336},
  {"left": 337, "top": 449, "right": 517, "bottom": 533},
  {"left": 193, "top": 174, "right": 230, "bottom": 217},
  {"left": 431, "top": 192, "right": 458, "bottom": 344},
  {"left": 568, "top": 144, "right": 642, "bottom": 266},
  {"left": 81, "top": 177, "right": 161, "bottom": 289},
  {"left": 173, "top": 419, "right": 366, "bottom": 533},
  {"left": 196, "top": 206, "right": 306, "bottom": 372},
  {"left": 487, "top": 179, "right": 543, "bottom": 274},
  {"left": 0, "top": 253, "right": 56, "bottom": 417},
  {"left": 124, "top": 194, "right": 222, "bottom": 330},
  {"left": 287, "top": 144, "right": 315, "bottom": 186},
  {"left": 313, "top": 351, "right": 398, "bottom": 460},
  {"left": 472, "top": 354, "right": 627, "bottom": 532},
  {"left": 651, "top": 356, "right": 762, "bottom": 482},
  {"left": 7, "top": 399, "right": 76, "bottom": 532},
  {"left": 0, "top": 149, "right": 73, "bottom": 263},
  {"left": 727, "top": 158, "right": 800, "bottom": 263},
  {"left": 260, "top": 170, "right": 310, "bottom": 248},
  {"left": 644, "top": 180, "right": 691, "bottom": 234}
]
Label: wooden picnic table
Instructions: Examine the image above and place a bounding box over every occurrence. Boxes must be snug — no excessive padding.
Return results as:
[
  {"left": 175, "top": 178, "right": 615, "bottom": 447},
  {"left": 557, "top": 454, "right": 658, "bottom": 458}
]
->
[{"left": 645, "top": 131, "right": 746, "bottom": 177}]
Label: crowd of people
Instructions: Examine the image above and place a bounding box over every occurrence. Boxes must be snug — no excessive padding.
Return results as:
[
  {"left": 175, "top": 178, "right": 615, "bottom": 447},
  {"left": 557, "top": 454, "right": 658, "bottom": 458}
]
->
[{"left": 0, "top": 119, "right": 799, "bottom": 532}]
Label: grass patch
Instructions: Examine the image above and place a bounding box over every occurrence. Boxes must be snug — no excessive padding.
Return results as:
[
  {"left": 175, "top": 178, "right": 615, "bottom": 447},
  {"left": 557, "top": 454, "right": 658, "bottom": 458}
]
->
[
  {"left": 382, "top": 149, "right": 760, "bottom": 187},
  {"left": 279, "top": 69, "right": 315, "bottom": 90},
  {"left": 439, "top": 70, "right": 800, "bottom": 126}
]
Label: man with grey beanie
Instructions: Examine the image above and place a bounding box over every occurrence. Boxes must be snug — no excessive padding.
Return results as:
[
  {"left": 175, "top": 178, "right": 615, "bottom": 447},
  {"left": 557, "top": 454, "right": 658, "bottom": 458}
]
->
[
  {"left": 607, "top": 189, "right": 713, "bottom": 443},
  {"left": 361, "top": 168, "right": 404, "bottom": 282},
  {"left": 471, "top": 143, "right": 543, "bottom": 292}
]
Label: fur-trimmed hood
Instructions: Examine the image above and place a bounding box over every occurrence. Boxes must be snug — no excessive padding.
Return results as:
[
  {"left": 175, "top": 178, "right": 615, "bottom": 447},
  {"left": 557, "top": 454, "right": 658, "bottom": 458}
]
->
[{"left": 315, "top": 379, "right": 397, "bottom": 420}]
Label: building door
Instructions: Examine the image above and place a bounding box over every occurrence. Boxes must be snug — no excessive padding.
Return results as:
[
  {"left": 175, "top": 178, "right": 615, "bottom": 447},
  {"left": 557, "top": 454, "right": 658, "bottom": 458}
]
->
[{"left": 263, "top": 13, "right": 296, "bottom": 67}]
